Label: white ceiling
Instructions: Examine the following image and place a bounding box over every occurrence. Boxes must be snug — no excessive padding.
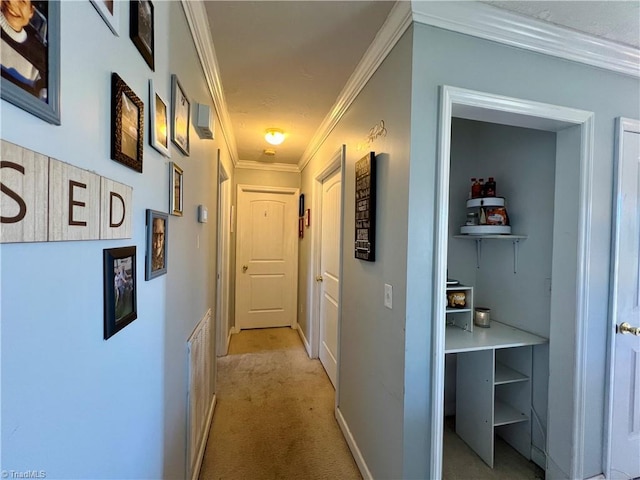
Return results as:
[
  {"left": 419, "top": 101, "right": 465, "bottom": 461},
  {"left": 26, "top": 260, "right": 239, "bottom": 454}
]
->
[{"left": 204, "top": 1, "right": 639, "bottom": 167}]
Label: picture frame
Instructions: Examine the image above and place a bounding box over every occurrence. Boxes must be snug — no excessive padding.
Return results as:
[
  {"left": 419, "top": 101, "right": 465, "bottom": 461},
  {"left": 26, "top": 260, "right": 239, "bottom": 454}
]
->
[
  {"left": 145, "top": 209, "right": 168, "bottom": 280},
  {"left": 149, "top": 79, "right": 170, "bottom": 157},
  {"left": 170, "top": 162, "right": 183, "bottom": 216},
  {"left": 111, "top": 72, "right": 144, "bottom": 172},
  {"left": 91, "top": 0, "right": 120, "bottom": 36},
  {"left": 0, "top": 0, "right": 61, "bottom": 124},
  {"left": 299, "top": 194, "right": 305, "bottom": 217},
  {"left": 129, "top": 0, "right": 154, "bottom": 70},
  {"left": 104, "top": 246, "right": 137, "bottom": 340},
  {"left": 171, "top": 74, "right": 190, "bottom": 156},
  {"left": 305, "top": 208, "right": 311, "bottom": 227}
]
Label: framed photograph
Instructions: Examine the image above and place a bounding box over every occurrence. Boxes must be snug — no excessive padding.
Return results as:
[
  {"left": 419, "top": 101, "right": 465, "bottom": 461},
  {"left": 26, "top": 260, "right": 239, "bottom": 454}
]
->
[
  {"left": 130, "top": 0, "right": 154, "bottom": 70},
  {"left": 171, "top": 74, "right": 190, "bottom": 156},
  {"left": 298, "top": 217, "right": 304, "bottom": 239},
  {"left": 145, "top": 209, "right": 168, "bottom": 280},
  {"left": 111, "top": 72, "right": 144, "bottom": 172},
  {"left": 0, "top": 0, "right": 61, "bottom": 124},
  {"left": 91, "top": 0, "right": 120, "bottom": 36},
  {"left": 305, "top": 208, "right": 311, "bottom": 227},
  {"left": 104, "top": 246, "right": 137, "bottom": 340},
  {"left": 149, "top": 79, "right": 170, "bottom": 157},
  {"left": 170, "top": 162, "right": 183, "bottom": 216},
  {"left": 299, "top": 193, "right": 305, "bottom": 217}
]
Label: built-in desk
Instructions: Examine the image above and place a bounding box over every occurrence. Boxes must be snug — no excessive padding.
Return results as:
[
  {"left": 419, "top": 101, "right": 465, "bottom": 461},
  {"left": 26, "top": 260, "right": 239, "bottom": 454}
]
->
[{"left": 445, "top": 321, "right": 548, "bottom": 468}]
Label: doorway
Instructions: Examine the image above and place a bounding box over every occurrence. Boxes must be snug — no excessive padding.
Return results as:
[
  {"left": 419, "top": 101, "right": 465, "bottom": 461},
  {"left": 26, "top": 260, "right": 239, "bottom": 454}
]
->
[
  {"left": 431, "top": 86, "right": 594, "bottom": 479},
  {"left": 310, "top": 146, "right": 346, "bottom": 389},
  {"left": 216, "top": 156, "right": 231, "bottom": 356},
  {"left": 234, "top": 185, "right": 299, "bottom": 330}
]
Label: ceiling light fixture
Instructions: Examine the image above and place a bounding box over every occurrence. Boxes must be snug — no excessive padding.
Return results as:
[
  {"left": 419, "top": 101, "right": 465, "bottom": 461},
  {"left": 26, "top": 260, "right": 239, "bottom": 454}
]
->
[
  {"left": 265, "top": 128, "right": 285, "bottom": 145},
  {"left": 263, "top": 149, "right": 276, "bottom": 156}
]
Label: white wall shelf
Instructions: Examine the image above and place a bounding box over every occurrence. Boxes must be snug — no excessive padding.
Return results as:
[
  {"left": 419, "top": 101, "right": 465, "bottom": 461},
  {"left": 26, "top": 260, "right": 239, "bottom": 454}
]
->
[
  {"left": 446, "top": 285, "right": 473, "bottom": 332},
  {"left": 494, "top": 401, "right": 529, "bottom": 427},
  {"left": 453, "top": 235, "right": 528, "bottom": 273}
]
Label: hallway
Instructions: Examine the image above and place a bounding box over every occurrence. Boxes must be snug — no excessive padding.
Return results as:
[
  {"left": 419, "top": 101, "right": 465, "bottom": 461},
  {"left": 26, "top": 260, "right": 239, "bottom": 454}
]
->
[{"left": 199, "top": 328, "right": 361, "bottom": 479}]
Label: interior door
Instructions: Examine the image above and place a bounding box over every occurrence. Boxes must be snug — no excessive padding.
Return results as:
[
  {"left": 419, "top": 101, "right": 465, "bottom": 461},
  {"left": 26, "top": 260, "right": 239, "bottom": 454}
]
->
[
  {"left": 235, "top": 186, "right": 298, "bottom": 330},
  {"left": 319, "top": 169, "right": 341, "bottom": 387},
  {"left": 609, "top": 118, "right": 640, "bottom": 479}
]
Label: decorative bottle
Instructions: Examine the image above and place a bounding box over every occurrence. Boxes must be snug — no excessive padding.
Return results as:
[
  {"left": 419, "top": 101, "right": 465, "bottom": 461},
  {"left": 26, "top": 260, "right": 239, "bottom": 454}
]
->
[
  {"left": 471, "top": 178, "right": 482, "bottom": 198},
  {"left": 485, "top": 177, "right": 496, "bottom": 197}
]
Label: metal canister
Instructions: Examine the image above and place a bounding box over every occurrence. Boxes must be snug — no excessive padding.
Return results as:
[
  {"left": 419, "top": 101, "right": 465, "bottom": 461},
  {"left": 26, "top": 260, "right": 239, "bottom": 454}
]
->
[{"left": 474, "top": 307, "right": 491, "bottom": 328}]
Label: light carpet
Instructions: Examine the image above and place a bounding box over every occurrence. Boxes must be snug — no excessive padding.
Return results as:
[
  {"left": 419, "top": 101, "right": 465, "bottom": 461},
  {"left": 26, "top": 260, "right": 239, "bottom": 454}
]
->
[{"left": 198, "top": 327, "right": 362, "bottom": 480}]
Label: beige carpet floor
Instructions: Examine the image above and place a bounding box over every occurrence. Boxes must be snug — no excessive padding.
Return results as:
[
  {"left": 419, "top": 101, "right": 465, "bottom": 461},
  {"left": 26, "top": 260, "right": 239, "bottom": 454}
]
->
[{"left": 198, "top": 327, "right": 362, "bottom": 480}]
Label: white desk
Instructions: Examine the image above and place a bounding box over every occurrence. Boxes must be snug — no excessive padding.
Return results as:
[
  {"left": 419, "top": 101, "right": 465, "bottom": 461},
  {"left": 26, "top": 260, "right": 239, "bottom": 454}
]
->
[{"left": 445, "top": 321, "right": 548, "bottom": 468}]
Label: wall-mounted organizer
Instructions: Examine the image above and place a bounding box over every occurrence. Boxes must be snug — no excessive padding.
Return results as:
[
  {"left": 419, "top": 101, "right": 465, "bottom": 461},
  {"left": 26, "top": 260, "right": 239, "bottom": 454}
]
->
[{"left": 446, "top": 283, "right": 474, "bottom": 332}]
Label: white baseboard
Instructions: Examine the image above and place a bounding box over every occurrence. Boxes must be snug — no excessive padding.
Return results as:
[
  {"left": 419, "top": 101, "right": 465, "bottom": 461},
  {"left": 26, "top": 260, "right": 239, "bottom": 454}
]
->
[
  {"left": 295, "top": 324, "right": 312, "bottom": 358},
  {"left": 336, "top": 407, "right": 373, "bottom": 480},
  {"left": 530, "top": 444, "right": 546, "bottom": 470},
  {"left": 585, "top": 475, "right": 605, "bottom": 480},
  {"left": 192, "top": 394, "right": 216, "bottom": 480}
]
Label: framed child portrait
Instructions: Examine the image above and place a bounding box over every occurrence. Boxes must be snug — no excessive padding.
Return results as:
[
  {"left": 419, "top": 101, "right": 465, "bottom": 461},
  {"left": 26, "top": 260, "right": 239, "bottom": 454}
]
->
[{"left": 104, "top": 246, "right": 138, "bottom": 339}]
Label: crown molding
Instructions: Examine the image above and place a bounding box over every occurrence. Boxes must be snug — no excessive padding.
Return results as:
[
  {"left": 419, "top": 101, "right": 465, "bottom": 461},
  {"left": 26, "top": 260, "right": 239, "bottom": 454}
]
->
[
  {"left": 181, "top": 0, "right": 239, "bottom": 167},
  {"left": 236, "top": 160, "right": 301, "bottom": 173},
  {"left": 297, "top": 1, "right": 413, "bottom": 172},
  {"left": 411, "top": 1, "right": 639, "bottom": 79}
]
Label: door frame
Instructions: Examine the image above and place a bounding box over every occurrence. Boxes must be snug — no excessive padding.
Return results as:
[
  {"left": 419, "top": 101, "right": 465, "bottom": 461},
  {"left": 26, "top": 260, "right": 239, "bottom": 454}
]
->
[
  {"left": 431, "top": 86, "right": 594, "bottom": 479},
  {"left": 235, "top": 184, "right": 300, "bottom": 330},
  {"left": 603, "top": 116, "right": 640, "bottom": 478},
  {"left": 215, "top": 155, "right": 231, "bottom": 356}
]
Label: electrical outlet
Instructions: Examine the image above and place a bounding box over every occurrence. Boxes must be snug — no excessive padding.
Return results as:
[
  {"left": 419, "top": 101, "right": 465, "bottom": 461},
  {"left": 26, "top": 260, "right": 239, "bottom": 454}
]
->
[{"left": 384, "top": 284, "right": 393, "bottom": 309}]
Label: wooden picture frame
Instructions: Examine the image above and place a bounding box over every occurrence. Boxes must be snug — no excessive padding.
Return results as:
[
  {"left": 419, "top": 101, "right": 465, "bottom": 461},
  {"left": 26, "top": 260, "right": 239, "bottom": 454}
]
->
[
  {"left": 129, "top": 0, "right": 154, "bottom": 70},
  {"left": 145, "top": 209, "right": 168, "bottom": 280},
  {"left": 0, "top": 0, "right": 61, "bottom": 124},
  {"left": 91, "top": 0, "right": 120, "bottom": 35},
  {"left": 171, "top": 74, "right": 190, "bottom": 156},
  {"left": 149, "top": 79, "right": 170, "bottom": 157},
  {"left": 170, "top": 162, "right": 183, "bottom": 216},
  {"left": 104, "top": 246, "right": 137, "bottom": 339},
  {"left": 111, "top": 73, "right": 144, "bottom": 172},
  {"left": 305, "top": 208, "right": 311, "bottom": 227}
]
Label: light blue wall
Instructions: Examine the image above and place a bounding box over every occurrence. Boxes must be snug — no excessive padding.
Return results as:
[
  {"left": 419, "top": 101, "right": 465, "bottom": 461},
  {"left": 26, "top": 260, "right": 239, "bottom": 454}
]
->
[
  {"left": 409, "top": 23, "right": 640, "bottom": 478},
  {"left": 1, "top": 2, "right": 230, "bottom": 478}
]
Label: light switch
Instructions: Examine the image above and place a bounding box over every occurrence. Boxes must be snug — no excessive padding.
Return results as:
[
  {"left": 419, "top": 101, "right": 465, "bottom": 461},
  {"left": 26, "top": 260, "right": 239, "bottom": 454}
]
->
[{"left": 384, "top": 284, "right": 393, "bottom": 309}]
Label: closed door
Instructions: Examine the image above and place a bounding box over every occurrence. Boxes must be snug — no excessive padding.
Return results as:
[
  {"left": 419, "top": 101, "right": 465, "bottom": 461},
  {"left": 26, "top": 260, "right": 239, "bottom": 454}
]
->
[
  {"left": 235, "top": 186, "right": 298, "bottom": 330},
  {"left": 610, "top": 119, "right": 640, "bottom": 479},
  {"left": 319, "top": 169, "right": 341, "bottom": 387}
]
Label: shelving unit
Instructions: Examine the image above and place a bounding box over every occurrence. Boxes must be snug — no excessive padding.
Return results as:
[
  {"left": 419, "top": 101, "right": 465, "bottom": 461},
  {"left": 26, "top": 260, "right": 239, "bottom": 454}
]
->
[
  {"left": 446, "top": 284, "right": 473, "bottom": 332},
  {"left": 453, "top": 235, "right": 527, "bottom": 273}
]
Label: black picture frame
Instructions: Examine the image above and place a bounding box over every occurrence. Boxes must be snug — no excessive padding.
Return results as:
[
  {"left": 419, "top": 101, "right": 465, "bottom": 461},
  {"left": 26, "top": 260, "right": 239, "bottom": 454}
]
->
[
  {"left": 171, "top": 74, "right": 190, "bottom": 156},
  {"left": 355, "top": 152, "right": 376, "bottom": 262},
  {"left": 111, "top": 73, "right": 144, "bottom": 173},
  {"left": 104, "top": 246, "right": 138, "bottom": 339},
  {"left": 0, "top": 0, "right": 61, "bottom": 124},
  {"left": 299, "top": 193, "right": 305, "bottom": 217},
  {"left": 130, "top": 0, "right": 154, "bottom": 70},
  {"left": 145, "top": 209, "right": 168, "bottom": 280}
]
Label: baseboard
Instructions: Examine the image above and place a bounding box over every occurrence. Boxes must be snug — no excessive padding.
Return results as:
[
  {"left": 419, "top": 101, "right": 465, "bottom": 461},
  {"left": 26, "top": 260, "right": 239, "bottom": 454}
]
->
[
  {"left": 295, "top": 324, "right": 312, "bottom": 358},
  {"left": 191, "top": 394, "right": 216, "bottom": 480},
  {"left": 335, "top": 407, "right": 373, "bottom": 480},
  {"left": 226, "top": 330, "right": 232, "bottom": 353},
  {"left": 530, "top": 444, "right": 546, "bottom": 470}
]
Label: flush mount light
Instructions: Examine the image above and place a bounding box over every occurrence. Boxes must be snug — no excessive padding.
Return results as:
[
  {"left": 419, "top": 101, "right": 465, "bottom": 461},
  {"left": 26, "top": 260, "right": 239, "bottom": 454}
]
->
[
  {"left": 264, "top": 128, "right": 285, "bottom": 145},
  {"left": 263, "top": 149, "right": 276, "bottom": 156}
]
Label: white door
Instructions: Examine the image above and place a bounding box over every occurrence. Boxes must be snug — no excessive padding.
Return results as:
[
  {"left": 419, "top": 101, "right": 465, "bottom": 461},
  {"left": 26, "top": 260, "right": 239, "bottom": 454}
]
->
[
  {"left": 609, "top": 118, "right": 640, "bottom": 479},
  {"left": 319, "top": 169, "right": 341, "bottom": 387},
  {"left": 235, "top": 186, "right": 298, "bottom": 330}
]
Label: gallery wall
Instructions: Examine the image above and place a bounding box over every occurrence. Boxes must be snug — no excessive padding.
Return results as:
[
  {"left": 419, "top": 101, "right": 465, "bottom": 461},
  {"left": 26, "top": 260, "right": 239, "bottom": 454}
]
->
[{"left": 0, "top": 2, "right": 231, "bottom": 478}]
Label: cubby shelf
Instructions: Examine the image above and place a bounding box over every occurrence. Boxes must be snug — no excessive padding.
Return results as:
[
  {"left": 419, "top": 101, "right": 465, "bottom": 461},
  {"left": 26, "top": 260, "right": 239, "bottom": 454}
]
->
[
  {"left": 494, "top": 401, "right": 529, "bottom": 427},
  {"left": 494, "top": 362, "right": 529, "bottom": 385}
]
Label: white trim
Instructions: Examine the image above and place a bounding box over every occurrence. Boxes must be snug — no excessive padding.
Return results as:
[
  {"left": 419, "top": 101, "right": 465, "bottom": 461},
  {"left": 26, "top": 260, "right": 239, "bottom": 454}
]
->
[
  {"left": 181, "top": 1, "right": 239, "bottom": 166},
  {"left": 411, "top": 2, "right": 640, "bottom": 79},
  {"left": 191, "top": 394, "right": 216, "bottom": 480},
  {"left": 295, "top": 323, "right": 312, "bottom": 358},
  {"left": 297, "top": 1, "right": 412, "bottom": 172},
  {"left": 432, "top": 86, "right": 594, "bottom": 479},
  {"left": 236, "top": 160, "right": 300, "bottom": 173},
  {"left": 603, "top": 117, "right": 640, "bottom": 479},
  {"left": 336, "top": 407, "right": 373, "bottom": 480},
  {"left": 216, "top": 154, "right": 231, "bottom": 357},
  {"left": 310, "top": 148, "right": 344, "bottom": 360},
  {"left": 236, "top": 184, "right": 299, "bottom": 196}
]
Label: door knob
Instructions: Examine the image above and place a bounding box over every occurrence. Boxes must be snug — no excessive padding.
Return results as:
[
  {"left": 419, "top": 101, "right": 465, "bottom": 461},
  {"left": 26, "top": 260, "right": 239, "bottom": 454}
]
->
[
  {"left": 242, "top": 265, "right": 248, "bottom": 273},
  {"left": 316, "top": 275, "right": 323, "bottom": 282},
  {"left": 618, "top": 322, "right": 640, "bottom": 336}
]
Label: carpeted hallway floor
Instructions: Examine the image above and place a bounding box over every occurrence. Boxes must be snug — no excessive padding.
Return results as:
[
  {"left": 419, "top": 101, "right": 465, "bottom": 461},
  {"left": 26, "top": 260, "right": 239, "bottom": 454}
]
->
[{"left": 198, "top": 327, "right": 362, "bottom": 480}]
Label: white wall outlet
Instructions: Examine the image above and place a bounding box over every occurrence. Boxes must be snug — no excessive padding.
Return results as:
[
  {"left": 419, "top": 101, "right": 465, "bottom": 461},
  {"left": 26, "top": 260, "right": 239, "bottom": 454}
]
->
[{"left": 384, "top": 283, "right": 393, "bottom": 309}]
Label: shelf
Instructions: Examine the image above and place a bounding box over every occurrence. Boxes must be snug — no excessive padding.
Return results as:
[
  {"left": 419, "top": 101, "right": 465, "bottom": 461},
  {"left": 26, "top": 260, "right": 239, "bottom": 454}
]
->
[
  {"left": 495, "top": 362, "right": 529, "bottom": 385},
  {"left": 453, "top": 235, "right": 528, "bottom": 273},
  {"left": 446, "top": 284, "right": 472, "bottom": 291},
  {"left": 494, "top": 401, "right": 529, "bottom": 427},
  {"left": 446, "top": 308, "right": 471, "bottom": 314}
]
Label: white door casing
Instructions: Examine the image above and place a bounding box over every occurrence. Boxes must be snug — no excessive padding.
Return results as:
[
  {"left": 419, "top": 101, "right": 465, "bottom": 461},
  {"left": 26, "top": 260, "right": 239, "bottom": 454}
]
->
[
  {"left": 318, "top": 168, "right": 342, "bottom": 388},
  {"left": 605, "top": 117, "right": 640, "bottom": 480},
  {"left": 235, "top": 185, "right": 298, "bottom": 330},
  {"left": 216, "top": 157, "right": 231, "bottom": 356}
]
